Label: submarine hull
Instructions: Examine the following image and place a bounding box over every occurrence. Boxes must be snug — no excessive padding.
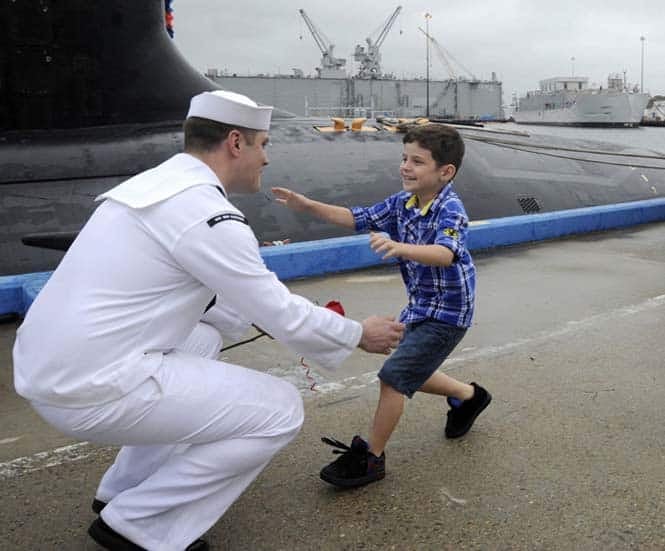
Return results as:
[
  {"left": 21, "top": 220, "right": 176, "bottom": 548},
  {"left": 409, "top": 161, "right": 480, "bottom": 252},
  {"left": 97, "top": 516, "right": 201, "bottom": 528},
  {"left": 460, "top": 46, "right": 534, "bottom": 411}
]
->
[
  {"left": 2, "top": 1, "right": 664, "bottom": 276},
  {"left": 2, "top": 121, "right": 664, "bottom": 276}
]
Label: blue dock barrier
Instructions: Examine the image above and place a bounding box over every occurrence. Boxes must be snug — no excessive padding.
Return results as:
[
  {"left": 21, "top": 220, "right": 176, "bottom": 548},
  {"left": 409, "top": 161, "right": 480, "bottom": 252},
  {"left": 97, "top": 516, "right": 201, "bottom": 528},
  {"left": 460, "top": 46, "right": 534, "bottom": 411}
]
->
[{"left": 2, "top": 197, "right": 665, "bottom": 317}]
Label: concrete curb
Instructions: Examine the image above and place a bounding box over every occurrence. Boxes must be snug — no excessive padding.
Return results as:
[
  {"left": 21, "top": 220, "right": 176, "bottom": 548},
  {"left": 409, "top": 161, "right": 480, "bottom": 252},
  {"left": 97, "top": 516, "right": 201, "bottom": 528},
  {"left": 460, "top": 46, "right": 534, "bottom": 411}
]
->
[{"left": 2, "top": 197, "right": 665, "bottom": 316}]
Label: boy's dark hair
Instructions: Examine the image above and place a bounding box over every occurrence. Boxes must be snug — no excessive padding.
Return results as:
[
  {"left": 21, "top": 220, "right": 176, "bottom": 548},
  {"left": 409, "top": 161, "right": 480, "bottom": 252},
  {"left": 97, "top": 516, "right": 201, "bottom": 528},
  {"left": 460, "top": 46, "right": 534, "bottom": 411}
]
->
[
  {"left": 183, "top": 116, "right": 256, "bottom": 153},
  {"left": 403, "top": 124, "right": 465, "bottom": 171}
]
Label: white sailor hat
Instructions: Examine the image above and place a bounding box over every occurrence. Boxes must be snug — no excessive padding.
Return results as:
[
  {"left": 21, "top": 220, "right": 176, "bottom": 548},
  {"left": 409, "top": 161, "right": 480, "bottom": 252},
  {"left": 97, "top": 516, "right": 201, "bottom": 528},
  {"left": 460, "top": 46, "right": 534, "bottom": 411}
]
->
[{"left": 186, "top": 90, "right": 273, "bottom": 131}]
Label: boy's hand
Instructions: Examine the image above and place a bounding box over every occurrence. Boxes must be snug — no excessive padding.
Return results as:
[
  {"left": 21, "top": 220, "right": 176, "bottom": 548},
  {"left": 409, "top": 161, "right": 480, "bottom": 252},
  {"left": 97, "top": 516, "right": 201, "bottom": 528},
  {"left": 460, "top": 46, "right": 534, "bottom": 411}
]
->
[
  {"left": 271, "top": 187, "right": 310, "bottom": 212},
  {"left": 369, "top": 232, "right": 404, "bottom": 260}
]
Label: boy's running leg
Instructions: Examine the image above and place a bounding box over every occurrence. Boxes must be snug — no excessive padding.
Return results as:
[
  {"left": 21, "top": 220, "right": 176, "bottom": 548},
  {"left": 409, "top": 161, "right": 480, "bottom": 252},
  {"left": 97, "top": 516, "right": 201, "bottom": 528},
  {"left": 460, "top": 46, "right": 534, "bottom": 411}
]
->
[
  {"left": 369, "top": 381, "right": 405, "bottom": 457},
  {"left": 418, "top": 371, "right": 474, "bottom": 400},
  {"left": 318, "top": 381, "right": 400, "bottom": 489},
  {"left": 419, "top": 372, "right": 491, "bottom": 438}
]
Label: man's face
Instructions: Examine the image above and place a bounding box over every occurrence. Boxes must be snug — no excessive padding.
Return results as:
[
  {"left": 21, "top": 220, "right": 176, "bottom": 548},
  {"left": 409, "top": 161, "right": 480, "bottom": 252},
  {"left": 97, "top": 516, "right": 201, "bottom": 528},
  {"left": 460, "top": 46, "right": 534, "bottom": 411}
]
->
[
  {"left": 235, "top": 130, "right": 270, "bottom": 194},
  {"left": 399, "top": 141, "right": 452, "bottom": 197}
]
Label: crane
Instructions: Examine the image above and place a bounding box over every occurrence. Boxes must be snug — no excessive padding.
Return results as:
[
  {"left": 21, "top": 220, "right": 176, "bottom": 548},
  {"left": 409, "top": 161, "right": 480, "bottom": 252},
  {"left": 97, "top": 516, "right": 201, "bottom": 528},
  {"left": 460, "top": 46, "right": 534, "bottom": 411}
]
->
[
  {"left": 298, "top": 9, "right": 347, "bottom": 78},
  {"left": 418, "top": 27, "right": 477, "bottom": 81},
  {"left": 353, "top": 6, "right": 402, "bottom": 79}
]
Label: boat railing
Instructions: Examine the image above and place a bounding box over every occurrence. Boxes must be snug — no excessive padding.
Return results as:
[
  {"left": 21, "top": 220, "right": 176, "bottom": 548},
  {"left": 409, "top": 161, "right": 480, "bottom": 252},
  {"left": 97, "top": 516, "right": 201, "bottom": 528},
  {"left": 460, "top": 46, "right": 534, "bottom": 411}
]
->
[
  {"left": 305, "top": 106, "right": 397, "bottom": 119},
  {"left": 525, "top": 88, "right": 642, "bottom": 99}
]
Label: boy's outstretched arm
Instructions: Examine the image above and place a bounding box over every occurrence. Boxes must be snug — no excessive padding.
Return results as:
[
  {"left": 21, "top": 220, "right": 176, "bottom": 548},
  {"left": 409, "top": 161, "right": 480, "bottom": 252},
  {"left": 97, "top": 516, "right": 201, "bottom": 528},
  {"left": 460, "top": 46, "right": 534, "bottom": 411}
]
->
[
  {"left": 369, "top": 232, "right": 455, "bottom": 267},
  {"left": 272, "top": 187, "right": 355, "bottom": 229}
]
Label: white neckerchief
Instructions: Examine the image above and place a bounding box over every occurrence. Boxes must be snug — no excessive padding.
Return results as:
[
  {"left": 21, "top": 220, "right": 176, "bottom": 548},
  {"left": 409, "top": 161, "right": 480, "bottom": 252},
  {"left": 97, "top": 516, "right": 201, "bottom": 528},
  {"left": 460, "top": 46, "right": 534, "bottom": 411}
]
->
[{"left": 96, "top": 153, "right": 224, "bottom": 208}]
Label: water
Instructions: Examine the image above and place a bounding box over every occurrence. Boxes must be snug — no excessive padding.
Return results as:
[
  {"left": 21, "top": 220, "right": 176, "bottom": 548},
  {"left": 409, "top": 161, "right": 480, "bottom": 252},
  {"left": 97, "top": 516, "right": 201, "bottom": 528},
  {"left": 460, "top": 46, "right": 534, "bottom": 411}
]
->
[{"left": 486, "top": 122, "right": 665, "bottom": 156}]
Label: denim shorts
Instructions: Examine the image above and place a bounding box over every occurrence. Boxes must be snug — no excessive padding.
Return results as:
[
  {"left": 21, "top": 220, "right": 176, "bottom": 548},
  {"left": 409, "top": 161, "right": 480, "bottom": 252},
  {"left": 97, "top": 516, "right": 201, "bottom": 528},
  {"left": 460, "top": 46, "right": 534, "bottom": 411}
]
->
[{"left": 378, "top": 319, "right": 467, "bottom": 398}]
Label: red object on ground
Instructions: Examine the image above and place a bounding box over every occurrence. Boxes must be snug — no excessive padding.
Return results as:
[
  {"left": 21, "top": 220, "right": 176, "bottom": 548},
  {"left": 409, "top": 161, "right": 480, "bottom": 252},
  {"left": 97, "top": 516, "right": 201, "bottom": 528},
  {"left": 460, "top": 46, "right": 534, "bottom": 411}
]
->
[{"left": 324, "top": 300, "right": 345, "bottom": 316}]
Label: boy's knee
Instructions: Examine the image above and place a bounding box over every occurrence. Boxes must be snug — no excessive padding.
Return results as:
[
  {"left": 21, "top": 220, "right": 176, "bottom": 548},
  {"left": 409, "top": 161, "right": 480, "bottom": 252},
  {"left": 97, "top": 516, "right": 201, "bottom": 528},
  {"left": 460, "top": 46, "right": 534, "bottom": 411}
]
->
[{"left": 377, "top": 366, "right": 412, "bottom": 398}]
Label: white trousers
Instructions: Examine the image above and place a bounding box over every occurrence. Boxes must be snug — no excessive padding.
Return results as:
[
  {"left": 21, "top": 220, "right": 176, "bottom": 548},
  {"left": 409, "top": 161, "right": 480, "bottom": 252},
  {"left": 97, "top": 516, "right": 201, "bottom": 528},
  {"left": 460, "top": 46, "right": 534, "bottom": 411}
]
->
[{"left": 33, "top": 323, "right": 304, "bottom": 551}]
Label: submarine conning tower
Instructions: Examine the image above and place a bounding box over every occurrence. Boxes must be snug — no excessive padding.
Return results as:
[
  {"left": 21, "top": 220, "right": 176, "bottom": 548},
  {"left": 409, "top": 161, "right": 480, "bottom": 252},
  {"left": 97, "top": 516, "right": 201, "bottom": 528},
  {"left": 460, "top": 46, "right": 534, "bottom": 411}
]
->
[{"left": 0, "top": 0, "right": 217, "bottom": 131}]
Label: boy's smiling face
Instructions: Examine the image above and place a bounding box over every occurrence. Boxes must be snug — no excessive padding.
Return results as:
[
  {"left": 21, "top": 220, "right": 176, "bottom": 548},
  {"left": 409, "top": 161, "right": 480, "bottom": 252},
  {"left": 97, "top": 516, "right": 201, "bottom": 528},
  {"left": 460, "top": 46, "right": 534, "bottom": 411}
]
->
[{"left": 400, "top": 141, "right": 456, "bottom": 203}]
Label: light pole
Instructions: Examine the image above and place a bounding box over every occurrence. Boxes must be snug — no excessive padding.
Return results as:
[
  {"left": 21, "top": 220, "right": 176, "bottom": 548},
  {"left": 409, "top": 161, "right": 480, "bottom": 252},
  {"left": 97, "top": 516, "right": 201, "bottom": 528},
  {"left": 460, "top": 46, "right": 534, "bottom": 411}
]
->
[
  {"left": 640, "top": 36, "right": 645, "bottom": 93},
  {"left": 425, "top": 12, "right": 431, "bottom": 117},
  {"left": 571, "top": 56, "right": 575, "bottom": 77}
]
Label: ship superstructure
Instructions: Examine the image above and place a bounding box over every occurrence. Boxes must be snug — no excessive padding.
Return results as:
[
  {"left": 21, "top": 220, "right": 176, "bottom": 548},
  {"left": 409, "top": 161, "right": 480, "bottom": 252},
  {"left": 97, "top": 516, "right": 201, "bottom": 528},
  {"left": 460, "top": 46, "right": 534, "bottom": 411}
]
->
[
  {"left": 514, "top": 75, "right": 650, "bottom": 127},
  {"left": 204, "top": 72, "right": 504, "bottom": 121},
  {"left": 203, "top": 6, "right": 503, "bottom": 121}
]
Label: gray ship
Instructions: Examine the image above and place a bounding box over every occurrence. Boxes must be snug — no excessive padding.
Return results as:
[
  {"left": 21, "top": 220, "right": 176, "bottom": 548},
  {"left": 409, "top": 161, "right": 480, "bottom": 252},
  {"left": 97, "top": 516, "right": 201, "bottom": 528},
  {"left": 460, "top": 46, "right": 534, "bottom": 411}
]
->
[
  {"left": 2, "top": 1, "right": 665, "bottom": 279},
  {"left": 515, "top": 75, "right": 650, "bottom": 127},
  {"left": 205, "top": 7, "right": 504, "bottom": 121},
  {"left": 205, "top": 72, "right": 504, "bottom": 121}
]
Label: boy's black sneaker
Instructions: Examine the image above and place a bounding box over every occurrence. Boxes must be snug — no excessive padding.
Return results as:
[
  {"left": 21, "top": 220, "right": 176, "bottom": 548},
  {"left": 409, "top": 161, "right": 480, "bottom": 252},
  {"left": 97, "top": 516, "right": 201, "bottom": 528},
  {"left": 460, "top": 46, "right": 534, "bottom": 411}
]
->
[
  {"left": 445, "top": 382, "right": 492, "bottom": 439},
  {"left": 319, "top": 435, "right": 385, "bottom": 488}
]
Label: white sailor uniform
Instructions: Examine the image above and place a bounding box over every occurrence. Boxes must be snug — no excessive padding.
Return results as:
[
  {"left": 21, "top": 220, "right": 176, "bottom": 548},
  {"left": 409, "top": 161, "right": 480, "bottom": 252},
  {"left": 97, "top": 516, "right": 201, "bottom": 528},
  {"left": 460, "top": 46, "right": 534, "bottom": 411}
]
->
[{"left": 13, "top": 152, "right": 362, "bottom": 550}]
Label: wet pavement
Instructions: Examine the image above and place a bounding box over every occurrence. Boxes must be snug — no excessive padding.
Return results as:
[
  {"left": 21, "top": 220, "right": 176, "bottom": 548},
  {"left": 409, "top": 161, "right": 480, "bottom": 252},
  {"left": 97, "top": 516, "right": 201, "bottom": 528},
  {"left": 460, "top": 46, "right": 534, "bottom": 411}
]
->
[{"left": 1, "top": 222, "right": 664, "bottom": 550}]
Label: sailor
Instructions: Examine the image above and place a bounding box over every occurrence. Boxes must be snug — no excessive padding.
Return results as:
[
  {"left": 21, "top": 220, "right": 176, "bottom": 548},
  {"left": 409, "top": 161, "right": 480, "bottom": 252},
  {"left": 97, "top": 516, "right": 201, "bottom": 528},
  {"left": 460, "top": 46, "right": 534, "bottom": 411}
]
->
[{"left": 12, "top": 90, "right": 404, "bottom": 551}]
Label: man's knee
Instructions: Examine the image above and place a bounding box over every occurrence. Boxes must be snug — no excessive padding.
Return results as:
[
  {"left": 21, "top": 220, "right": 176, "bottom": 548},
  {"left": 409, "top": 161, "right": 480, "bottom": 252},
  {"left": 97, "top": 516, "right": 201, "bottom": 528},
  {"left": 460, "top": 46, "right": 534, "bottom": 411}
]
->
[
  {"left": 271, "top": 380, "right": 304, "bottom": 438},
  {"left": 182, "top": 322, "right": 222, "bottom": 359}
]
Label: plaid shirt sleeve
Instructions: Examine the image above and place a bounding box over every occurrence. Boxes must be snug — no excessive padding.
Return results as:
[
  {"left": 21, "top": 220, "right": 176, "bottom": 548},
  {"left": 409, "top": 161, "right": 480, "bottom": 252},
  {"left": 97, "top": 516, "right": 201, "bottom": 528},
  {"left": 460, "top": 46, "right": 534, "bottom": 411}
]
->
[
  {"left": 350, "top": 194, "right": 400, "bottom": 235},
  {"left": 433, "top": 197, "right": 469, "bottom": 259}
]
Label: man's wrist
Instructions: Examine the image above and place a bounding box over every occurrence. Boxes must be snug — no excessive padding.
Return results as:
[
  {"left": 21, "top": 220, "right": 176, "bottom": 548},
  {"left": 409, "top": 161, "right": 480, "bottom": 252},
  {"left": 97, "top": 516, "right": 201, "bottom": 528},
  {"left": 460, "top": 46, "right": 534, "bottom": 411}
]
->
[{"left": 353, "top": 320, "right": 365, "bottom": 350}]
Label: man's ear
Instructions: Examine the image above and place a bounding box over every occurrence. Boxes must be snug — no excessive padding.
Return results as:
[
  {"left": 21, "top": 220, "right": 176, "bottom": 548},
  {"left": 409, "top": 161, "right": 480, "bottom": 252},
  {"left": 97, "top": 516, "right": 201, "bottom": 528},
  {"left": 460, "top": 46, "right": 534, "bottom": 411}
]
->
[{"left": 226, "top": 129, "right": 243, "bottom": 158}]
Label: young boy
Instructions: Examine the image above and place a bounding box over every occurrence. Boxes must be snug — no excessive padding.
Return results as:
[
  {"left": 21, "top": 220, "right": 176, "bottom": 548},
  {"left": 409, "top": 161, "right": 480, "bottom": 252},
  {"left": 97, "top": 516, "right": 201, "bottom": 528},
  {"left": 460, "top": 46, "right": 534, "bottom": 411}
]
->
[{"left": 272, "top": 124, "right": 491, "bottom": 488}]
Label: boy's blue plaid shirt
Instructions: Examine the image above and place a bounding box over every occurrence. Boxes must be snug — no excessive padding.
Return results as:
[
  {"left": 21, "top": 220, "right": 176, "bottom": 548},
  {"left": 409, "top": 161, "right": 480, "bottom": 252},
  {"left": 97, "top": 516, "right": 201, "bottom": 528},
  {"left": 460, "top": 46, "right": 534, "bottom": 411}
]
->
[{"left": 351, "top": 183, "right": 476, "bottom": 328}]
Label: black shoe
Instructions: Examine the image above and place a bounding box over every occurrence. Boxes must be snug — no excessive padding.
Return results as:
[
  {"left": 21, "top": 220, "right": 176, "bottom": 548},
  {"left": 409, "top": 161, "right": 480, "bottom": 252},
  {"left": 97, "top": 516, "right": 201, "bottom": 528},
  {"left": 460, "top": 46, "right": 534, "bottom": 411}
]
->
[
  {"left": 445, "top": 382, "right": 492, "bottom": 439},
  {"left": 92, "top": 498, "right": 106, "bottom": 515},
  {"left": 319, "top": 436, "right": 385, "bottom": 488},
  {"left": 90, "top": 501, "right": 209, "bottom": 551},
  {"left": 88, "top": 518, "right": 145, "bottom": 551}
]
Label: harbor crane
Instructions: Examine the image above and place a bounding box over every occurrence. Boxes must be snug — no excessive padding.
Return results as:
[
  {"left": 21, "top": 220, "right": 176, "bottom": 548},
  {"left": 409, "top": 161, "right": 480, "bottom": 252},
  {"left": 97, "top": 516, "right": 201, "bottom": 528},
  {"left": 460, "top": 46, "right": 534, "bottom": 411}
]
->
[
  {"left": 353, "top": 6, "right": 402, "bottom": 79},
  {"left": 418, "top": 26, "right": 477, "bottom": 81},
  {"left": 298, "top": 9, "right": 347, "bottom": 78}
]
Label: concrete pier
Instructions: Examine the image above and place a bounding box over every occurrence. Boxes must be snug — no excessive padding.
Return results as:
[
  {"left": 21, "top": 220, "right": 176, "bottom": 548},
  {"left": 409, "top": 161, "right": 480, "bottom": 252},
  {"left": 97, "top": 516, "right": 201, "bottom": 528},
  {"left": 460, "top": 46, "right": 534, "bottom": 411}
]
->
[{"left": 1, "top": 222, "right": 664, "bottom": 550}]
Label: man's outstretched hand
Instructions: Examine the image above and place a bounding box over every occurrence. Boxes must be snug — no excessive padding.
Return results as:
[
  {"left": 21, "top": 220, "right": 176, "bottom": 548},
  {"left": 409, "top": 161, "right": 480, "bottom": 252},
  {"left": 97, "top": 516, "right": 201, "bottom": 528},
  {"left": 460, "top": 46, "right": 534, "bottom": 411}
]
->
[{"left": 359, "top": 316, "right": 405, "bottom": 355}]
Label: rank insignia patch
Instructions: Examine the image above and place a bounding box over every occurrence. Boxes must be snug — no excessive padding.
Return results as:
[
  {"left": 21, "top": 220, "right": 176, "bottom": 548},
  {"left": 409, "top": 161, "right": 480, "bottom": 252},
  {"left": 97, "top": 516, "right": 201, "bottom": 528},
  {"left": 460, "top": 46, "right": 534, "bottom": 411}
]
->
[{"left": 207, "top": 213, "right": 248, "bottom": 227}]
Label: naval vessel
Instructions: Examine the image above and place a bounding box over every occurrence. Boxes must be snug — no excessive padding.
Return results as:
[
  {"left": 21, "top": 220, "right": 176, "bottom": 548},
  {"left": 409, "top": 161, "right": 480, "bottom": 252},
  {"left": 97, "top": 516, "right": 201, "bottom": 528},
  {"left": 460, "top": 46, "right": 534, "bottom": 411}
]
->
[
  {"left": 204, "top": 6, "right": 504, "bottom": 122},
  {"left": 514, "top": 75, "right": 650, "bottom": 127},
  {"left": 205, "top": 72, "right": 505, "bottom": 122},
  {"left": 1, "top": 1, "right": 665, "bottom": 278},
  {"left": 642, "top": 97, "right": 665, "bottom": 126}
]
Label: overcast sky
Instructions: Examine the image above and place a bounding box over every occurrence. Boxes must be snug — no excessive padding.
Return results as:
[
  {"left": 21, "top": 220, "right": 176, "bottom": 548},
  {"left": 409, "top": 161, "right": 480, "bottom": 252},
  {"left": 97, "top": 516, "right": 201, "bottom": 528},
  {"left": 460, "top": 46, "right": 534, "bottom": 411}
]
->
[{"left": 172, "top": 0, "right": 664, "bottom": 104}]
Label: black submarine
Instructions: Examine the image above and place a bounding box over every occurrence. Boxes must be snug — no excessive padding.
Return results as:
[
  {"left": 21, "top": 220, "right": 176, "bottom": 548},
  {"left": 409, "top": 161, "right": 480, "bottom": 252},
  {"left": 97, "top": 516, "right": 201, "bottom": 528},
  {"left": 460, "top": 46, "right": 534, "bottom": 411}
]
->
[{"left": 2, "top": 0, "right": 665, "bottom": 277}]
